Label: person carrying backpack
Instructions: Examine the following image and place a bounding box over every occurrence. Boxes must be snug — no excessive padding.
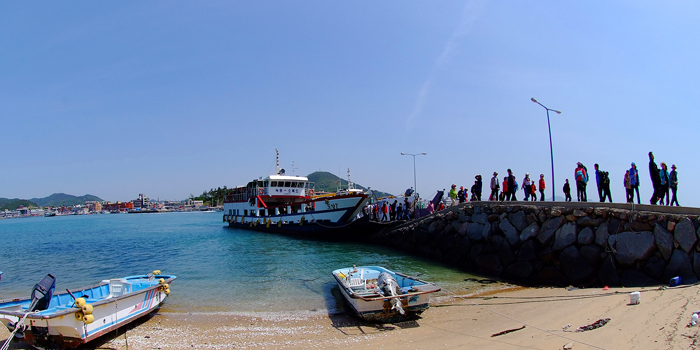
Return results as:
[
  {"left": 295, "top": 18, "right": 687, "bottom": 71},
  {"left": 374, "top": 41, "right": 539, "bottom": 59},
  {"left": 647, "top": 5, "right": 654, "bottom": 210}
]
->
[
  {"left": 601, "top": 171, "right": 612, "bottom": 202},
  {"left": 574, "top": 162, "right": 588, "bottom": 202}
]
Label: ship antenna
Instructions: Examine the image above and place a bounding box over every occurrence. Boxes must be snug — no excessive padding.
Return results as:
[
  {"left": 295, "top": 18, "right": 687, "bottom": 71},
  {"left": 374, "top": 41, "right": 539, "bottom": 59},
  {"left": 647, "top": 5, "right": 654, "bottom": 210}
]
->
[{"left": 275, "top": 149, "right": 279, "bottom": 174}]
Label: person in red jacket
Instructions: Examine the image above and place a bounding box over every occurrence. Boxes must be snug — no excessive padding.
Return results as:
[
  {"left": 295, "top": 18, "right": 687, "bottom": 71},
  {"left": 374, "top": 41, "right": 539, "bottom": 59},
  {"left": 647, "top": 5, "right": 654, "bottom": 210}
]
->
[{"left": 538, "top": 174, "right": 546, "bottom": 201}]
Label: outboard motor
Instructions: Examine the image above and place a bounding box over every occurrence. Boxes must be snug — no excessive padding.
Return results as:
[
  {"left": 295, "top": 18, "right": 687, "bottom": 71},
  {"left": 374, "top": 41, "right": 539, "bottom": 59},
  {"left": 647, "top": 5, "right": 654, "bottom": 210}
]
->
[
  {"left": 378, "top": 272, "right": 405, "bottom": 315},
  {"left": 28, "top": 274, "right": 56, "bottom": 312}
]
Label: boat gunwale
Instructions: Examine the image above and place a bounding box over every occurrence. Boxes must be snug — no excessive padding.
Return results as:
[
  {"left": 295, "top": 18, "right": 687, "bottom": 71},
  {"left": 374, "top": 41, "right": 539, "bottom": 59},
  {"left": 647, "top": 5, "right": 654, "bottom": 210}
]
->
[
  {"left": 0, "top": 275, "right": 177, "bottom": 319},
  {"left": 332, "top": 266, "right": 441, "bottom": 302}
]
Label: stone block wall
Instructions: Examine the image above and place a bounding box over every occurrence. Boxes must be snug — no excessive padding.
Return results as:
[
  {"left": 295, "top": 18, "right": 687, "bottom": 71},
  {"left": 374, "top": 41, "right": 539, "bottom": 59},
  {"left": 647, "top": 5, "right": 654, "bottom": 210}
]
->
[{"left": 368, "top": 203, "right": 700, "bottom": 287}]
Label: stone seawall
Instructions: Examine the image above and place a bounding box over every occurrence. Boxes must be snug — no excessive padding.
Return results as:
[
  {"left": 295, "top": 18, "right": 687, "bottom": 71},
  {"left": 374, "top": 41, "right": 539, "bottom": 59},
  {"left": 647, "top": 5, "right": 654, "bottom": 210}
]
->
[{"left": 368, "top": 202, "right": 700, "bottom": 287}]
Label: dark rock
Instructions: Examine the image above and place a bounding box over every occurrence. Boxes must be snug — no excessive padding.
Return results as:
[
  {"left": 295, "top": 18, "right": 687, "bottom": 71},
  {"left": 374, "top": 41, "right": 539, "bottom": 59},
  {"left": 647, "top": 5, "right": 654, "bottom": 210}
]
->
[
  {"left": 428, "top": 219, "right": 446, "bottom": 235},
  {"left": 654, "top": 224, "right": 674, "bottom": 260},
  {"left": 509, "top": 211, "right": 527, "bottom": 231},
  {"left": 526, "top": 213, "right": 538, "bottom": 226},
  {"left": 559, "top": 245, "right": 595, "bottom": 284},
  {"left": 487, "top": 214, "right": 500, "bottom": 222},
  {"left": 580, "top": 244, "right": 604, "bottom": 267},
  {"left": 577, "top": 216, "right": 605, "bottom": 227},
  {"left": 644, "top": 256, "right": 666, "bottom": 280},
  {"left": 565, "top": 214, "right": 577, "bottom": 222},
  {"left": 458, "top": 236, "right": 471, "bottom": 255},
  {"left": 573, "top": 208, "right": 587, "bottom": 217},
  {"left": 608, "top": 218, "right": 621, "bottom": 235},
  {"left": 553, "top": 222, "right": 577, "bottom": 251},
  {"left": 499, "top": 219, "right": 520, "bottom": 246},
  {"left": 470, "top": 244, "right": 484, "bottom": 262},
  {"left": 534, "top": 266, "right": 567, "bottom": 286},
  {"left": 694, "top": 251, "right": 700, "bottom": 280},
  {"left": 502, "top": 261, "right": 533, "bottom": 282},
  {"left": 471, "top": 213, "right": 488, "bottom": 224},
  {"left": 491, "top": 235, "right": 504, "bottom": 251},
  {"left": 537, "top": 216, "right": 566, "bottom": 245},
  {"left": 675, "top": 218, "right": 697, "bottom": 253},
  {"left": 520, "top": 222, "right": 540, "bottom": 242},
  {"left": 662, "top": 249, "right": 698, "bottom": 284},
  {"left": 539, "top": 247, "right": 556, "bottom": 264},
  {"left": 498, "top": 241, "right": 515, "bottom": 267},
  {"left": 598, "top": 256, "right": 619, "bottom": 287},
  {"left": 458, "top": 214, "right": 471, "bottom": 222},
  {"left": 614, "top": 231, "right": 656, "bottom": 266},
  {"left": 595, "top": 223, "right": 609, "bottom": 247},
  {"left": 451, "top": 220, "right": 463, "bottom": 234},
  {"left": 475, "top": 254, "right": 504, "bottom": 277},
  {"left": 630, "top": 221, "right": 654, "bottom": 232},
  {"left": 578, "top": 227, "right": 594, "bottom": 245},
  {"left": 620, "top": 270, "right": 659, "bottom": 287},
  {"left": 466, "top": 222, "right": 485, "bottom": 241},
  {"left": 482, "top": 222, "right": 494, "bottom": 241},
  {"left": 517, "top": 240, "right": 538, "bottom": 262}
]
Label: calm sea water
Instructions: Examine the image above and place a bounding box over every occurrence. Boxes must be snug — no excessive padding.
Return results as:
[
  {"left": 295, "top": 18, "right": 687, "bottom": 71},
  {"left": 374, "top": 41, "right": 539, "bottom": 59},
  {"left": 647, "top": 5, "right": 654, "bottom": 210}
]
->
[{"left": 0, "top": 212, "right": 490, "bottom": 315}]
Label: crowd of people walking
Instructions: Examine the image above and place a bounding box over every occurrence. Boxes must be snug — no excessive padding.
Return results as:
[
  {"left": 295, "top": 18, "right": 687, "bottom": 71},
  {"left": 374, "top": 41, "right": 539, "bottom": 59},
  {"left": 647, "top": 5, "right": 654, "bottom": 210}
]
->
[{"left": 443, "top": 150, "right": 680, "bottom": 207}]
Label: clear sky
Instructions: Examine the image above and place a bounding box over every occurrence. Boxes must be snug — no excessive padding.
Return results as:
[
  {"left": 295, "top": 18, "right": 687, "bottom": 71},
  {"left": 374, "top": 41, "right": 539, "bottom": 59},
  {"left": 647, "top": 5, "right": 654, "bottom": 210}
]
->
[{"left": 2, "top": 1, "right": 699, "bottom": 206}]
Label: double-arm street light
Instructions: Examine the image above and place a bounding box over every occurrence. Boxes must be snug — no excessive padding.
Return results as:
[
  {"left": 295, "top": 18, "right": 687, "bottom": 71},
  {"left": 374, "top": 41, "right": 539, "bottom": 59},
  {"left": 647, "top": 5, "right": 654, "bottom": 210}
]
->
[
  {"left": 401, "top": 152, "right": 427, "bottom": 197},
  {"left": 531, "top": 98, "right": 561, "bottom": 202}
]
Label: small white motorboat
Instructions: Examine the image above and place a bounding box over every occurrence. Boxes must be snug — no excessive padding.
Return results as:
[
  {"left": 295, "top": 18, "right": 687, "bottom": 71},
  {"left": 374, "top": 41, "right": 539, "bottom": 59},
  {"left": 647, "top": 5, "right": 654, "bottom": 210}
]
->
[
  {"left": 0, "top": 271, "right": 175, "bottom": 349},
  {"left": 332, "top": 265, "right": 440, "bottom": 322}
]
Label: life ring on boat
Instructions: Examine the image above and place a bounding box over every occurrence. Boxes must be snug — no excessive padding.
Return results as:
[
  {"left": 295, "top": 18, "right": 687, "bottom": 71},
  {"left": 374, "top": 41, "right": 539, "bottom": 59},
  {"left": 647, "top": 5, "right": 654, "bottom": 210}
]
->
[
  {"left": 259, "top": 188, "right": 264, "bottom": 195},
  {"left": 309, "top": 189, "right": 315, "bottom": 195}
]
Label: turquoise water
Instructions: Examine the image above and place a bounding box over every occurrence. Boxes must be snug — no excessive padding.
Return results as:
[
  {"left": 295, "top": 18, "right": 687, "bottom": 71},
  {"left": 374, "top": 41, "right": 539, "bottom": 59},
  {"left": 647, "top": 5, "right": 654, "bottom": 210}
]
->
[{"left": 0, "top": 213, "right": 486, "bottom": 315}]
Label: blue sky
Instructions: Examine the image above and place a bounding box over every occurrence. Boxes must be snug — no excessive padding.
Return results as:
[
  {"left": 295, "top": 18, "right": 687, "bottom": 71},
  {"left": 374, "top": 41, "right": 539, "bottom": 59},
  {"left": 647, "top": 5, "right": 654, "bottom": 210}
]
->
[{"left": 2, "top": 1, "right": 699, "bottom": 206}]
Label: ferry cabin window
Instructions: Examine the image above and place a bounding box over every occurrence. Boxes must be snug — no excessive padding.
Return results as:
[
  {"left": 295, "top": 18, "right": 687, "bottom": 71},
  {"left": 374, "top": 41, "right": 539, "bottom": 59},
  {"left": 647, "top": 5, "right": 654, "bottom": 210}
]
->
[
  {"left": 244, "top": 210, "right": 248, "bottom": 216},
  {"left": 284, "top": 181, "right": 291, "bottom": 187},
  {"left": 290, "top": 182, "right": 297, "bottom": 188},
  {"left": 271, "top": 181, "right": 277, "bottom": 187}
]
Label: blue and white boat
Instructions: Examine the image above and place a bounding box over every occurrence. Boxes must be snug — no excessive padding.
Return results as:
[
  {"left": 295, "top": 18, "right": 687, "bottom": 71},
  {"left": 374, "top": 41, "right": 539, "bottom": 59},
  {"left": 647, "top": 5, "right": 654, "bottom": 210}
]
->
[
  {"left": 332, "top": 266, "right": 441, "bottom": 322},
  {"left": 0, "top": 271, "right": 175, "bottom": 349}
]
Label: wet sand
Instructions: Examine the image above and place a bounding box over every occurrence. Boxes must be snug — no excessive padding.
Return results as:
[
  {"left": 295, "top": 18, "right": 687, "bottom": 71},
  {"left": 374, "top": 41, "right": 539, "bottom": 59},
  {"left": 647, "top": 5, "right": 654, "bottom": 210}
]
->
[{"left": 4, "top": 284, "right": 700, "bottom": 349}]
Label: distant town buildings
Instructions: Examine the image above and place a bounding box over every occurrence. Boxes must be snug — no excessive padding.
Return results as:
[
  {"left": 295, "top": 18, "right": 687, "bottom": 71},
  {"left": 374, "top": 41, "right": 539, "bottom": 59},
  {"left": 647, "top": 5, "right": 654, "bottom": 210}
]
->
[{"left": 1, "top": 194, "right": 219, "bottom": 219}]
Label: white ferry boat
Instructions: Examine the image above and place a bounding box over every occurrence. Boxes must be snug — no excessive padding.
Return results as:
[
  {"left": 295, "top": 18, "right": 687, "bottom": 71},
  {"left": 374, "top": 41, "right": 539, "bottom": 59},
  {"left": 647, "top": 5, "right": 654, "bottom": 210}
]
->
[{"left": 222, "top": 152, "right": 371, "bottom": 236}]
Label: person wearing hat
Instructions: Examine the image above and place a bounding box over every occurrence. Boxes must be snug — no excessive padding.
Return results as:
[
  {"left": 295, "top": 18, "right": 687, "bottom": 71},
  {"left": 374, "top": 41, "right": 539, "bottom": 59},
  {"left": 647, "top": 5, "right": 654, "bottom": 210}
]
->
[
  {"left": 629, "top": 162, "right": 641, "bottom": 204},
  {"left": 490, "top": 172, "right": 500, "bottom": 201},
  {"left": 457, "top": 186, "right": 466, "bottom": 204},
  {"left": 449, "top": 184, "right": 457, "bottom": 206},
  {"left": 670, "top": 164, "right": 680, "bottom": 206},
  {"left": 522, "top": 173, "right": 532, "bottom": 201}
]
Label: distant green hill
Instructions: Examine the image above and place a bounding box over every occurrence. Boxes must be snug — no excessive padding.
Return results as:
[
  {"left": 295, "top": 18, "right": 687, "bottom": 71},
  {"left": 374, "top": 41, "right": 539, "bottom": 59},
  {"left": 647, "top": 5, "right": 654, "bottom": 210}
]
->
[
  {"left": 306, "top": 171, "right": 393, "bottom": 198},
  {"left": 0, "top": 198, "right": 39, "bottom": 211},
  {"left": 29, "top": 193, "right": 103, "bottom": 207}
]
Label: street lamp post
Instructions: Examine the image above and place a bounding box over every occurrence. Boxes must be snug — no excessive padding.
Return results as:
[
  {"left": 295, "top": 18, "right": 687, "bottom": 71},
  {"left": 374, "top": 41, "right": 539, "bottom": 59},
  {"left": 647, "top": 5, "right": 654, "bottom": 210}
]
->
[
  {"left": 401, "top": 152, "right": 427, "bottom": 198},
  {"left": 531, "top": 98, "right": 561, "bottom": 202}
]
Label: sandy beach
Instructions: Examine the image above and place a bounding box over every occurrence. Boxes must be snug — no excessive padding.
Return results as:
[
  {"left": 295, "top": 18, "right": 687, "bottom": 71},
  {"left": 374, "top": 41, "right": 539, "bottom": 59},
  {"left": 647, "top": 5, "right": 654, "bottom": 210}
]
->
[{"left": 4, "top": 283, "right": 700, "bottom": 350}]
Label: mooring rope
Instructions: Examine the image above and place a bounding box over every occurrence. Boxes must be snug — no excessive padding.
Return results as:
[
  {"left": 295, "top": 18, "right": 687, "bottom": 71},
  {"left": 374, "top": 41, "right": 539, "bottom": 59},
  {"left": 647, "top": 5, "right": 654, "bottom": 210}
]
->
[
  {"left": 440, "top": 287, "right": 610, "bottom": 350},
  {"left": 1, "top": 310, "right": 34, "bottom": 350}
]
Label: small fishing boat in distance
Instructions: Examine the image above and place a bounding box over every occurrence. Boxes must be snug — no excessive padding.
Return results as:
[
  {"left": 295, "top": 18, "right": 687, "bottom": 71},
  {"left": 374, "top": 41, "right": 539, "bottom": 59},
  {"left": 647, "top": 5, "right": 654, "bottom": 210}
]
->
[
  {"left": 0, "top": 271, "right": 175, "bottom": 349},
  {"left": 332, "top": 266, "right": 440, "bottom": 322}
]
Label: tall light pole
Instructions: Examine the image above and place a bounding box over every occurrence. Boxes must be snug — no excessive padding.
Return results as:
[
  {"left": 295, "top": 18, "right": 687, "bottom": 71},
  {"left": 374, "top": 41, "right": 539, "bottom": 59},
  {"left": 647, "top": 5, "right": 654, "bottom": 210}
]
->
[
  {"left": 401, "top": 152, "right": 427, "bottom": 198},
  {"left": 531, "top": 98, "right": 561, "bottom": 202}
]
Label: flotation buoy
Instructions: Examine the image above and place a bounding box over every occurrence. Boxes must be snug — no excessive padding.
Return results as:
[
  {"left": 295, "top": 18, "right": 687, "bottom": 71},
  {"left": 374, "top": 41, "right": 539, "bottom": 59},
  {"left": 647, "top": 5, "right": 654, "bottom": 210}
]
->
[
  {"left": 164, "top": 288, "right": 170, "bottom": 296},
  {"left": 153, "top": 270, "right": 161, "bottom": 275},
  {"left": 309, "top": 189, "right": 315, "bottom": 195},
  {"left": 259, "top": 188, "right": 264, "bottom": 194},
  {"left": 75, "top": 298, "right": 86, "bottom": 308},
  {"left": 278, "top": 220, "right": 282, "bottom": 227},
  {"left": 158, "top": 278, "right": 165, "bottom": 284},
  {"left": 266, "top": 219, "right": 270, "bottom": 228},
  {"left": 75, "top": 312, "right": 84, "bottom": 321},
  {"left": 83, "top": 314, "right": 95, "bottom": 324},
  {"left": 82, "top": 304, "right": 93, "bottom": 315}
]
